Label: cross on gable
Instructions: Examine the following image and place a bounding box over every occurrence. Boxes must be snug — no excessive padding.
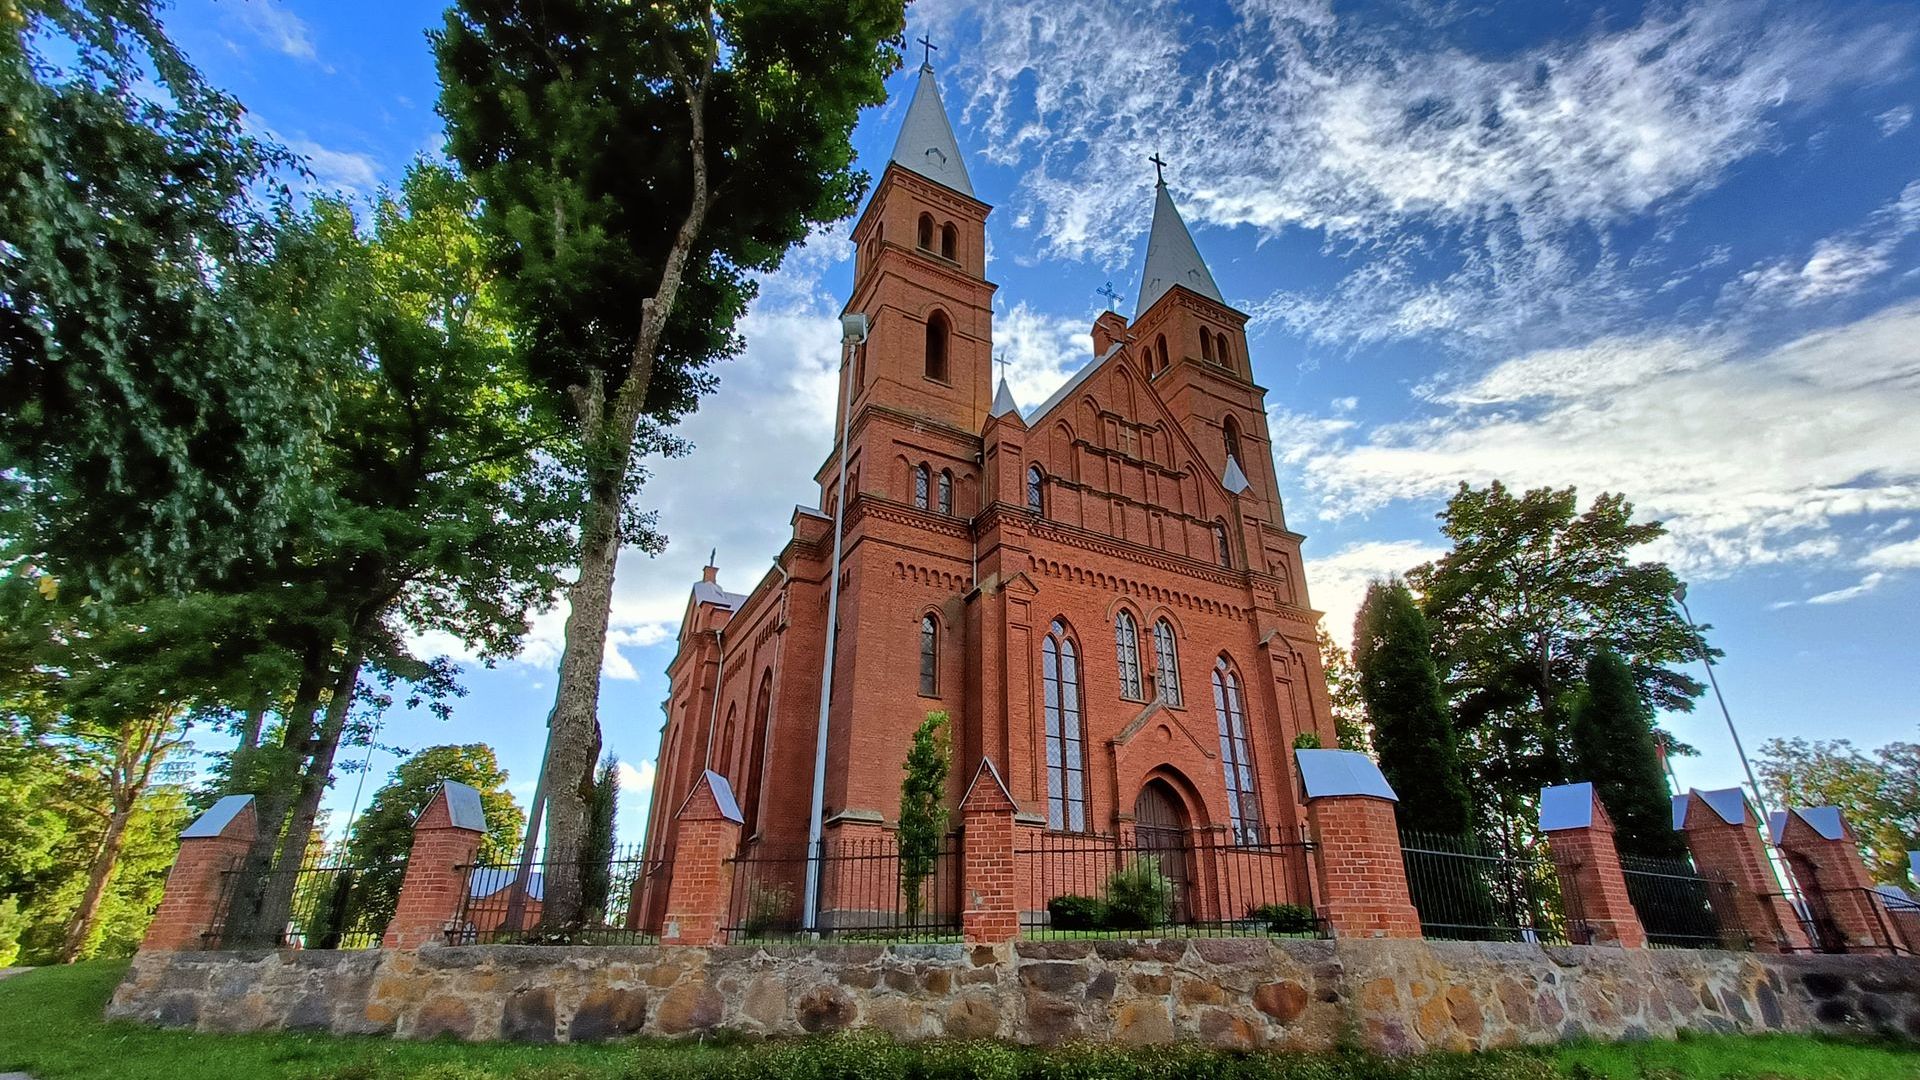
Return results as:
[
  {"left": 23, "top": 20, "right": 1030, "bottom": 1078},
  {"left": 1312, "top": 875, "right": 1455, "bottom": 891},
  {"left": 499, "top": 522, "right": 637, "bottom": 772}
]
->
[{"left": 1096, "top": 281, "right": 1120, "bottom": 310}]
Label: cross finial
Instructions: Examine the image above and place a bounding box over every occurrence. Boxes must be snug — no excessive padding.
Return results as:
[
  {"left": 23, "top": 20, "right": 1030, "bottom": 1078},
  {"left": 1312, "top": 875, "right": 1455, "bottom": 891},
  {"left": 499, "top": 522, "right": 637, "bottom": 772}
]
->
[
  {"left": 918, "top": 34, "right": 937, "bottom": 68},
  {"left": 708, "top": 547, "right": 716, "bottom": 566},
  {"left": 1096, "top": 281, "right": 1120, "bottom": 311},
  {"left": 994, "top": 351, "right": 1008, "bottom": 381},
  {"left": 1149, "top": 153, "right": 1167, "bottom": 185}
]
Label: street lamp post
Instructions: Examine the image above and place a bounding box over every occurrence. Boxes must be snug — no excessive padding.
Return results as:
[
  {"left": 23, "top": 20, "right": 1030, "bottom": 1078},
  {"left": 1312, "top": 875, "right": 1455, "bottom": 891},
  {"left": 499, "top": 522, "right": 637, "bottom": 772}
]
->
[{"left": 1673, "top": 583, "right": 1770, "bottom": 819}]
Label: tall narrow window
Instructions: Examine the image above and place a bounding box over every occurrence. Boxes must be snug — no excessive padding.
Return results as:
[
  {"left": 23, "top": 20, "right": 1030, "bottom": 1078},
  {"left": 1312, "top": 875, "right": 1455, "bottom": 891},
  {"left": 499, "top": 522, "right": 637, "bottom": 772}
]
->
[
  {"left": 1155, "top": 335, "right": 1169, "bottom": 373},
  {"left": 1114, "top": 610, "right": 1143, "bottom": 700},
  {"left": 1042, "top": 620, "right": 1087, "bottom": 831},
  {"left": 1215, "top": 521, "right": 1232, "bottom": 568},
  {"left": 1223, "top": 416, "right": 1242, "bottom": 465},
  {"left": 917, "top": 212, "right": 934, "bottom": 249},
  {"left": 1200, "top": 330, "right": 1214, "bottom": 362},
  {"left": 940, "top": 222, "right": 957, "bottom": 260},
  {"left": 925, "top": 311, "right": 950, "bottom": 382},
  {"left": 741, "top": 671, "right": 773, "bottom": 837},
  {"left": 913, "top": 463, "right": 930, "bottom": 509},
  {"left": 1026, "top": 465, "right": 1045, "bottom": 514},
  {"left": 1212, "top": 659, "right": 1262, "bottom": 843},
  {"left": 919, "top": 615, "right": 938, "bottom": 696},
  {"left": 938, "top": 469, "right": 953, "bottom": 515},
  {"left": 719, "top": 705, "right": 738, "bottom": 779},
  {"left": 1153, "top": 619, "right": 1182, "bottom": 706}
]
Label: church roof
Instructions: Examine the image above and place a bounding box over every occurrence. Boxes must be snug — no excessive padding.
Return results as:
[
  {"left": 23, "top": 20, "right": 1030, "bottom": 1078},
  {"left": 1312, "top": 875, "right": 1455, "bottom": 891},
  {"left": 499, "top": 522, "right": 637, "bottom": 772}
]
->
[
  {"left": 890, "top": 62, "right": 973, "bottom": 197},
  {"left": 1031, "top": 341, "right": 1125, "bottom": 422},
  {"left": 1136, "top": 178, "right": 1222, "bottom": 315},
  {"left": 691, "top": 580, "right": 747, "bottom": 612},
  {"left": 989, "top": 377, "right": 1022, "bottom": 419}
]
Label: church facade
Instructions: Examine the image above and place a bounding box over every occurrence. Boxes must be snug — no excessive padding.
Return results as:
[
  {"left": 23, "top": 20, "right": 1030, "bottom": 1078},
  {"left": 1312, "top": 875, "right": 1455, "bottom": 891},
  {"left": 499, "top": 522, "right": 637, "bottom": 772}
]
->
[{"left": 637, "top": 59, "right": 1339, "bottom": 927}]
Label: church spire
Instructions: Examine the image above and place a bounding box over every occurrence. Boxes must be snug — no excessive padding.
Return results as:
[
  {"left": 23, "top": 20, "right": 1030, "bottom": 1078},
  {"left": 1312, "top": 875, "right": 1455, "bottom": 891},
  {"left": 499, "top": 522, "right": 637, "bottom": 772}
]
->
[
  {"left": 889, "top": 46, "right": 974, "bottom": 197},
  {"left": 1135, "top": 160, "right": 1222, "bottom": 316}
]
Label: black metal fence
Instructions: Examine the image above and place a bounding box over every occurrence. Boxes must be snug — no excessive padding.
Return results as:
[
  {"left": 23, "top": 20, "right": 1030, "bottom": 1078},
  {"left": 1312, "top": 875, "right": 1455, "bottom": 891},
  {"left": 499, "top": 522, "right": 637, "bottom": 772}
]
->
[
  {"left": 1782, "top": 884, "right": 1917, "bottom": 955},
  {"left": 723, "top": 835, "right": 962, "bottom": 943},
  {"left": 451, "top": 842, "right": 667, "bottom": 945},
  {"left": 208, "top": 853, "right": 402, "bottom": 950},
  {"left": 1018, "top": 826, "right": 1321, "bottom": 939},
  {"left": 1400, "top": 830, "right": 1583, "bottom": 944},
  {"left": 1620, "top": 852, "right": 1745, "bottom": 950}
]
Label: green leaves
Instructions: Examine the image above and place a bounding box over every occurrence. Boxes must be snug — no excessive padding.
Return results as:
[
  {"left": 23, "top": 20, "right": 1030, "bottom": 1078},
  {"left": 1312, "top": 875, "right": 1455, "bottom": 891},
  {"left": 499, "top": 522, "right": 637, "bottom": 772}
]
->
[
  {"left": 1353, "top": 580, "right": 1473, "bottom": 836},
  {"left": 898, "top": 710, "right": 951, "bottom": 924}
]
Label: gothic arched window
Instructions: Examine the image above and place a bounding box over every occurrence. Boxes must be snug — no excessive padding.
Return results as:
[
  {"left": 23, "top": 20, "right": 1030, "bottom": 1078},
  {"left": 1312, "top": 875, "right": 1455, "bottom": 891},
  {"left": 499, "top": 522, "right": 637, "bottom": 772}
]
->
[
  {"left": 938, "top": 469, "right": 953, "bottom": 515},
  {"left": 1215, "top": 521, "right": 1233, "bottom": 568},
  {"left": 917, "top": 212, "right": 934, "bottom": 249},
  {"left": 913, "top": 463, "right": 930, "bottom": 510},
  {"left": 1212, "top": 658, "right": 1262, "bottom": 843},
  {"left": 1153, "top": 619, "right": 1182, "bottom": 706},
  {"left": 742, "top": 670, "right": 773, "bottom": 837},
  {"left": 1223, "top": 415, "right": 1243, "bottom": 466},
  {"left": 1114, "top": 610, "right": 1143, "bottom": 700},
  {"left": 925, "top": 310, "right": 950, "bottom": 382},
  {"left": 719, "top": 704, "right": 738, "bottom": 779},
  {"left": 1155, "top": 335, "right": 1169, "bottom": 374},
  {"left": 1042, "top": 620, "right": 1087, "bottom": 832},
  {"left": 920, "top": 615, "right": 939, "bottom": 696},
  {"left": 940, "top": 222, "right": 958, "bottom": 260},
  {"left": 1026, "top": 465, "right": 1045, "bottom": 514},
  {"left": 1218, "top": 333, "right": 1234, "bottom": 370},
  {"left": 1200, "top": 330, "right": 1214, "bottom": 362}
]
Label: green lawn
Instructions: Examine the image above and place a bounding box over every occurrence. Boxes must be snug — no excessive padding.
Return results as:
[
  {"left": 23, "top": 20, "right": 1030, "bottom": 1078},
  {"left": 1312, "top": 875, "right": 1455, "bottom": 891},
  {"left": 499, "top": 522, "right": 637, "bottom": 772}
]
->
[{"left": 2, "top": 960, "right": 1918, "bottom": 1079}]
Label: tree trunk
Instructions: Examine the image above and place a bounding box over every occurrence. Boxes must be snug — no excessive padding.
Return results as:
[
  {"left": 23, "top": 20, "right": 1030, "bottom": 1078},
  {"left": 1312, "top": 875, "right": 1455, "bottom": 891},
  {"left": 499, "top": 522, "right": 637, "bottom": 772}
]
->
[
  {"left": 226, "top": 656, "right": 329, "bottom": 945},
  {"left": 255, "top": 649, "right": 366, "bottom": 939},
  {"left": 59, "top": 794, "right": 133, "bottom": 963},
  {"left": 536, "top": 25, "right": 715, "bottom": 927}
]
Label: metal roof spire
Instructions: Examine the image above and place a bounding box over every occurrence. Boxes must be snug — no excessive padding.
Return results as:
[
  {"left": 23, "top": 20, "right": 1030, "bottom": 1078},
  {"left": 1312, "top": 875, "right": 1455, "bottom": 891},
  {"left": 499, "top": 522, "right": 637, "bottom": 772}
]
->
[
  {"left": 889, "top": 39, "right": 974, "bottom": 197},
  {"left": 1135, "top": 156, "right": 1222, "bottom": 315},
  {"left": 990, "top": 377, "right": 1021, "bottom": 418}
]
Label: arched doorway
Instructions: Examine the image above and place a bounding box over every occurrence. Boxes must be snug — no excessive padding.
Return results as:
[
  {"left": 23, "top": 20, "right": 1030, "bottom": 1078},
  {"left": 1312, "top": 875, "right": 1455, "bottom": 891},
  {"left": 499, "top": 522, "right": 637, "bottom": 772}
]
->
[{"left": 1134, "top": 779, "right": 1193, "bottom": 923}]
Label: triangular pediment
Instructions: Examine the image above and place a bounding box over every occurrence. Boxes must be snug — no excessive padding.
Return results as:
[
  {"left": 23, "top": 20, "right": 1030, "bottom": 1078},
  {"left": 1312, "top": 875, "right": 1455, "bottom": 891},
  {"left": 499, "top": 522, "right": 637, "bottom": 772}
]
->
[{"left": 1112, "top": 697, "right": 1216, "bottom": 761}]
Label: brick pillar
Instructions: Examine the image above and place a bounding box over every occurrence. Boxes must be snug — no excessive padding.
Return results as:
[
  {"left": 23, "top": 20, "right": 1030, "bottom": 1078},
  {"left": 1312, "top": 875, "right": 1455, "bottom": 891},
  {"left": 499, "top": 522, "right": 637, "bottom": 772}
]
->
[
  {"left": 1675, "top": 788, "right": 1809, "bottom": 953},
  {"left": 1297, "top": 750, "right": 1421, "bottom": 939},
  {"left": 141, "top": 795, "right": 257, "bottom": 952},
  {"left": 382, "top": 781, "right": 488, "bottom": 949},
  {"left": 1772, "top": 806, "right": 1895, "bottom": 954},
  {"left": 1539, "top": 783, "right": 1647, "bottom": 948},
  {"left": 959, "top": 758, "right": 1019, "bottom": 943},
  {"left": 662, "top": 769, "right": 744, "bottom": 946}
]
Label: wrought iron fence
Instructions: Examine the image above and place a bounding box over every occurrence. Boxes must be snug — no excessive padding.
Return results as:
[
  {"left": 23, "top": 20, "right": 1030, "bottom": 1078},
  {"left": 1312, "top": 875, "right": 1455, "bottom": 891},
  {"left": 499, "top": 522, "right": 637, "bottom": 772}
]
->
[
  {"left": 723, "top": 834, "right": 962, "bottom": 943},
  {"left": 1776, "top": 884, "right": 1917, "bottom": 955},
  {"left": 1400, "top": 829, "right": 1583, "bottom": 944},
  {"left": 451, "top": 841, "right": 667, "bottom": 945},
  {"left": 208, "top": 853, "right": 403, "bottom": 950},
  {"left": 1620, "top": 852, "right": 1745, "bottom": 950},
  {"left": 1018, "top": 826, "right": 1321, "bottom": 939}
]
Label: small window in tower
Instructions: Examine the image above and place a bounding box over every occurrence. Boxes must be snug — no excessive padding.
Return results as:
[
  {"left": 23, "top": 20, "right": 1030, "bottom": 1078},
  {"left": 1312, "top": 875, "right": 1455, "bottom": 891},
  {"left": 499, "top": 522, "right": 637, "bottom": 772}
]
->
[
  {"left": 1027, "top": 466, "right": 1046, "bottom": 514},
  {"left": 1155, "top": 335, "right": 1169, "bottom": 373},
  {"left": 1200, "top": 330, "right": 1214, "bottom": 362},
  {"left": 925, "top": 311, "right": 950, "bottom": 382},
  {"left": 920, "top": 615, "right": 939, "bottom": 696},
  {"left": 1215, "top": 521, "right": 1233, "bottom": 568},
  {"left": 913, "top": 463, "right": 930, "bottom": 510},
  {"left": 854, "top": 342, "right": 867, "bottom": 392},
  {"left": 1223, "top": 415, "right": 1242, "bottom": 465},
  {"left": 940, "top": 222, "right": 957, "bottom": 260},
  {"left": 938, "top": 469, "right": 953, "bottom": 514},
  {"left": 1216, "top": 332, "right": 1232, "bottom": 369},
  {"left": 917, "top": 213, "right": 934, "bottom": 249}
]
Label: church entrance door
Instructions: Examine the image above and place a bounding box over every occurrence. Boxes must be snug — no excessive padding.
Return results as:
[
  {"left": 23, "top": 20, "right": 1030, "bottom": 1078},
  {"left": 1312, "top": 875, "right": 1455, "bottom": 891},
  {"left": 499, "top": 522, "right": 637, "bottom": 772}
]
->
[{"left": 1133, "top": 779, "right": 1193, "bottom": 924}]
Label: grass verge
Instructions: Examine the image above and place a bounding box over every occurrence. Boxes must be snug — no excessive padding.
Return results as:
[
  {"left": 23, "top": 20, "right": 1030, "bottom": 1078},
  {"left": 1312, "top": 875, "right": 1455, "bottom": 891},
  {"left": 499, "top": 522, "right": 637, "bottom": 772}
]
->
[{"left": 2, "top": 960, "right": 1918, "bottom": 1079}]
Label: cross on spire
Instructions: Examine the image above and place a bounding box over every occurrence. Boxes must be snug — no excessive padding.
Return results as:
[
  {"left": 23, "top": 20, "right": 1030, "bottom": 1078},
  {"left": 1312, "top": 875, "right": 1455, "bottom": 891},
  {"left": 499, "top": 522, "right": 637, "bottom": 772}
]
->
[
  {"left": 1149, "top": 153, "right": 1167, "bottom": 186},
  {"left": 918, "top": 34, "right": 938, "bottom": 68},
  {"left": 994, "top": 351, "right": 1008, "bottom": 381},
  {"left": 1096, "top": 281, "right": 1120, "bottom": 311}
]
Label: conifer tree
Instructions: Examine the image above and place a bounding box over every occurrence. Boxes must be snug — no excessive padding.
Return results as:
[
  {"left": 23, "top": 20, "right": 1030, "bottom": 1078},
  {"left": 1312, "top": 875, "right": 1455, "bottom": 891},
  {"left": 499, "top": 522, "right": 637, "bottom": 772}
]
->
[
  {"left": 1570, "top": 651, "right": 1686, "bottom": 858},
  {"left": 1353, "top": 581, "right": 1472, "bottom": 836},
  {"left": 578, "top": 754, "right": 620, "bottom": 922},
  {"left": 898, "top": 711, "right": 951, "bottom": 927}
]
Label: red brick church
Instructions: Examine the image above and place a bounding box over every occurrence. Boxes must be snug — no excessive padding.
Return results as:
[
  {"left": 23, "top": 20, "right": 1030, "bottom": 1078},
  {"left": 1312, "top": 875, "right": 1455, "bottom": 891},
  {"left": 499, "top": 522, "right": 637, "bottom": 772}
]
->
[{"left": 637, "top": 57, "right": 1339, "bottom": 924}]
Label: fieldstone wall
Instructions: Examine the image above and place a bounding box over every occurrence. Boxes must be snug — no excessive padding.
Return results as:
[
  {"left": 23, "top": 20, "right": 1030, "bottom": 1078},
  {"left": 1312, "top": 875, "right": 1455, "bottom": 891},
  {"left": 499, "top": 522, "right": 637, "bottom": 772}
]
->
[{"left": 107, "top": 939, "right": 1920, "bottom": 1052}]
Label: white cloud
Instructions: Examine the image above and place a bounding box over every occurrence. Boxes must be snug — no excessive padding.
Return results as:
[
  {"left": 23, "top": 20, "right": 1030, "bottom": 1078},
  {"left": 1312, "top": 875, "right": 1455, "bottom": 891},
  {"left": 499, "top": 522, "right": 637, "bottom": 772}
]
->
[
  {"left": 1863, "top": 537, "right": 1920, "bottom": 570},
  {"left": 1271, "top": 301, "right": 1920, "bottom": 578},
  {"left": 287, "top": 138, "right": 381, "bottom": 193},
  {"left": 1304, "top": 539, "right": 1447, "bottom": 646},
  {"left": 1723, "top": 180, "right": 1920, "bottom": 308},
  {"left": 995, "top": 302, "right": 1095, "bottom": 411},
  {"left": 225, "top": 0, "right": 319, "bottom": 62},
  {"left": 616, "top": 759, "right": 656, "bottom": 795},
  {"left": 1878, "top": 105, "right": 1915, "bottom": 137}
]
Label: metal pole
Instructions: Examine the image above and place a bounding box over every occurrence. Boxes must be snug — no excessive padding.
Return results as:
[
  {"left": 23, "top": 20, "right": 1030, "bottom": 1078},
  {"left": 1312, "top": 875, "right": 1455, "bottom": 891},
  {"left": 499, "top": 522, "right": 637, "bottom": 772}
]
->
[
  {"left": 504, "top": 709, "right": 554, "bottom": 933},
  {"left": 804, "top": 312, "right": 867, "bottom": 932},
  {"left": 1674, "top": 586, "right": 1769, "bottom": 819}
]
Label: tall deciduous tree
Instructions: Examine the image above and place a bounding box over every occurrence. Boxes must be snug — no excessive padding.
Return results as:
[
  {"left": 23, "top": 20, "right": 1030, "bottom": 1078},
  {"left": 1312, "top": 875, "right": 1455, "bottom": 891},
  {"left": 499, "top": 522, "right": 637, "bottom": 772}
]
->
[
  {"left": 1352, "top": 582, "right": 1472, "bottom": 836},
  {"left": 433, "top": 0, "right": 906, "bottom": 921},
  {"left": 1569, "top": 651, "right": 1684, "bottom": 858},
  {"left": 1316, "top": 625, "right": 1371, "bottom": 753},
  {"left": 1758, "top": 738, "right": 1920, "bottom": 885},
  {"left": 1408, "top": 482, "right": 1705, "bottom": 835},
  {"left": 1, "top": 0, "right": 315, "bottom": 598}
]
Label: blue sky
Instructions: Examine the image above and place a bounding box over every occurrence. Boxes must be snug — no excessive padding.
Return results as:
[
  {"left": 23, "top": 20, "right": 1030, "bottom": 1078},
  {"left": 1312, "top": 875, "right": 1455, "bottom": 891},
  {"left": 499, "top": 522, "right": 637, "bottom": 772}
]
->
[{"left": 162, "top": 0, "right": 1920, "bottom": 846}]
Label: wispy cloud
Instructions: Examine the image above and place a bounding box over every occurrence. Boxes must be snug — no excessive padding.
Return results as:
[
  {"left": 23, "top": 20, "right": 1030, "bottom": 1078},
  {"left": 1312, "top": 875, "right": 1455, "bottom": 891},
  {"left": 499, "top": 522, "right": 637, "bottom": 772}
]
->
[
  {"left": 287, "top": 138, "right": 381, "bottom": 193},
  {"left": 1722, "top": 180, "right": 1920, "bottom": 308},
  {"left": 225, "top": 0, "right": 320, "bottom": 63},
  {"left": 1878, "top": 105, "right": 1915, "bottom": 137}
]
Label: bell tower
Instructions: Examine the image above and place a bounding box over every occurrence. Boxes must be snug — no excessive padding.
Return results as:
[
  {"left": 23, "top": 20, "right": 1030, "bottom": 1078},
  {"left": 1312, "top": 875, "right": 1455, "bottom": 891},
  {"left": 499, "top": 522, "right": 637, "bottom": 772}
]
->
[{"left": 841, "top": 56, "right": 996, "bottom": 439}]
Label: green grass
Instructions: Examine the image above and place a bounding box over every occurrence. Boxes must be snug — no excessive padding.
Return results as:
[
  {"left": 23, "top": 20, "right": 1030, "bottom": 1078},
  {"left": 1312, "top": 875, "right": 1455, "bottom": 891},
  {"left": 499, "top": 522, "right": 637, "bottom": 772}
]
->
[{"left": 2, "top": 960, "right": 1918, "bottom": 1079}]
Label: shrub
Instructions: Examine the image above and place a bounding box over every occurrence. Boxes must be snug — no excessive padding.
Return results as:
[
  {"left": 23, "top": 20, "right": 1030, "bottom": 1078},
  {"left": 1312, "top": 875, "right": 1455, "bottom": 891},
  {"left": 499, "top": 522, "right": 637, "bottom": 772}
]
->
[
  {"left": 1292, "top": 732, "right": 1324, "bottom": 749},
  {"left": 1045, "top": 894, "right": 1106, "bottom": 931},
  {"left": 1251, "top": 902, "right": 1317, "bottom": 935},
  {"left": 743, "top": 883, "right": 795, "bottom": 937},
  {"left": 1102, "top": 859, "right": 1173, "bottom": 931}
]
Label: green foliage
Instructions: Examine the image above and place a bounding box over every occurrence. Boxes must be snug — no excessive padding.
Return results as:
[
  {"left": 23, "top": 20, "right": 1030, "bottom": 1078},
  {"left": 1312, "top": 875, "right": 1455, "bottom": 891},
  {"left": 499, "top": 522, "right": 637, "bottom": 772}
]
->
[
  {"left": 1409, "top": 482, "right": 1706, "bottom": 838},
  {"left": 1758, "top": 737, "right": 1920, "bottom": 884},
  {"left": 1293, "top": 732, "right": 1323, "bottom": 750},
  {"left": 0, "top": 897, "right": 24, "bottom": 968},
  {"left": 1354, "top": 580, "right": 1473, "bottom": 835},
  {"left": 742, "top": 883, "right": 795, "bottom": 938},
  {"left": 1045, "top": 894, "right": 1106, "bottom": 931},
  {"left": 898, "top": 711, "right": 952, "bottom": 925},
  {"left": 1318, "top": 624, "right": 1372, "bottom": 752},
  {"left": 1250, "top": 903, "right": 1318, "bottom": 935},
  {"left": 1101, "top": 858, "right": 1174, "bottom": 931},
  {"left": 0, "top": 0, "right": 315, "bottom": 598},
  {"left": 1570, "top": 651, "right": 1685, "bottom": 858},
  {"left": 341, "top": 744, "right": 526, "bottom": 931},
  {"left": 579, "top": 754, "right": 620, "bottom": 920}
]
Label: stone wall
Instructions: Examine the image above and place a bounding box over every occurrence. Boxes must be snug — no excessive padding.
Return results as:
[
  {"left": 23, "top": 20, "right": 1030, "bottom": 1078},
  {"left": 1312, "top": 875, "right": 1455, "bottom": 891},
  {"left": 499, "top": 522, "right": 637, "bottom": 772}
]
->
[{"left": 108, "top": 938, "right": 1920, "bottom": 1051}]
